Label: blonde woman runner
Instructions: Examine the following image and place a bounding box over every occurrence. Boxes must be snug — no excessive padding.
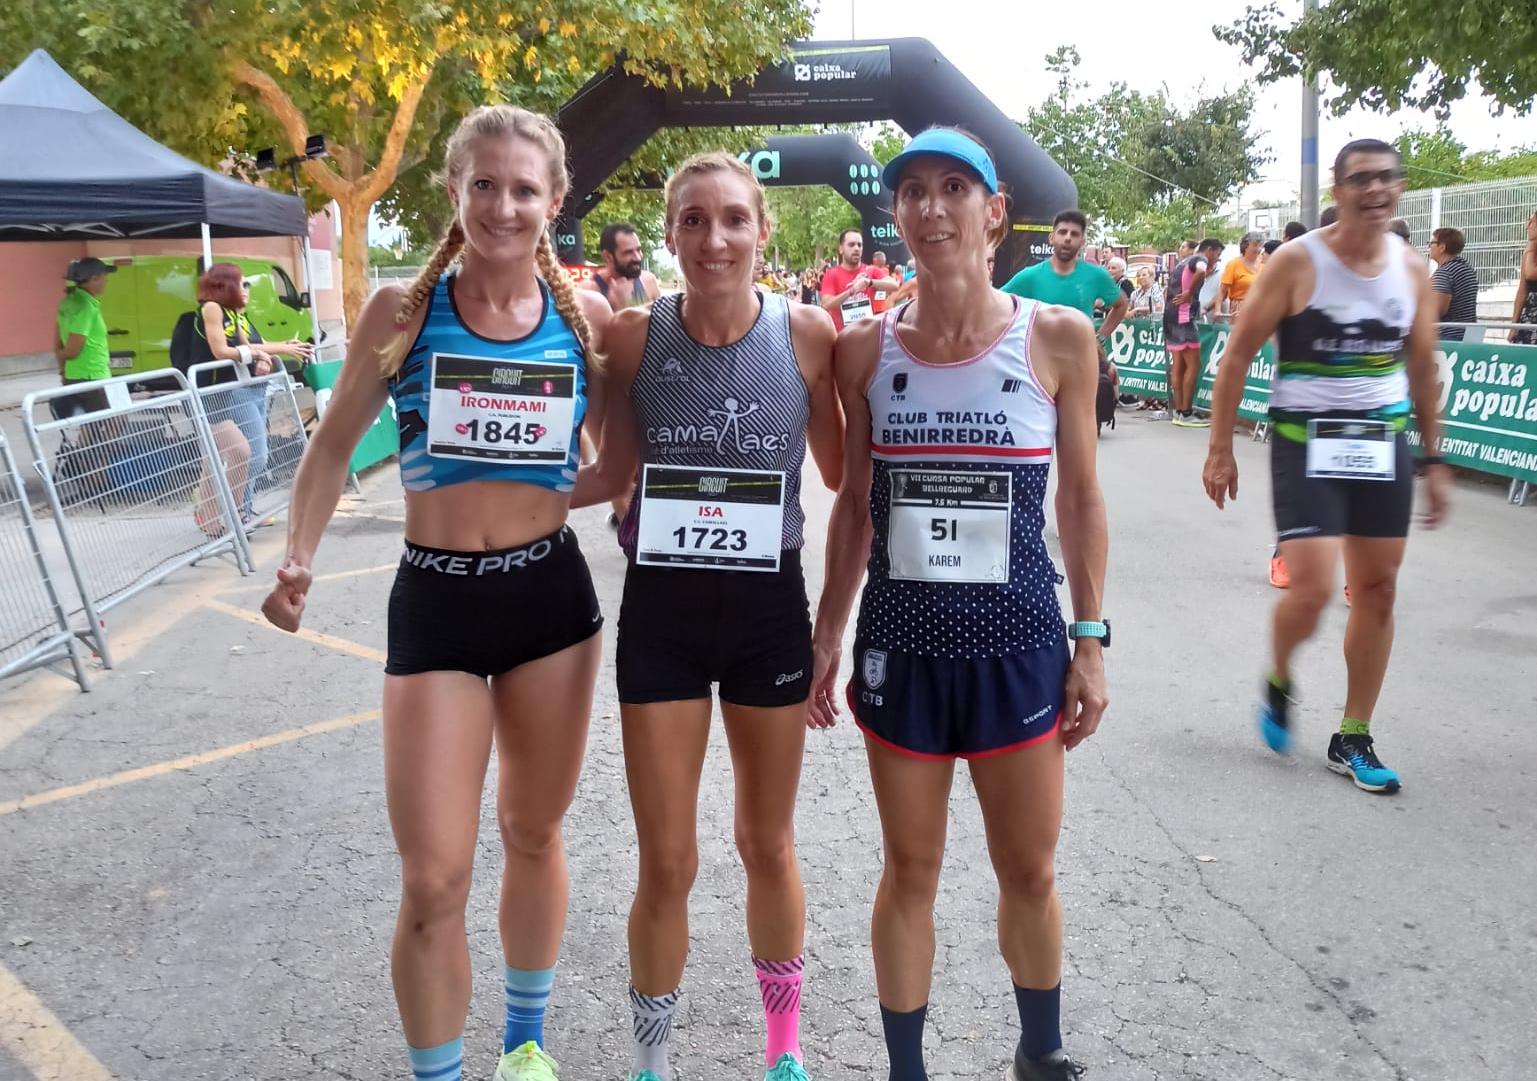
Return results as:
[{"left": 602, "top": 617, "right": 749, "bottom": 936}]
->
[{"left": 262, "top": 105, "right": 613, "bottom": 1081}]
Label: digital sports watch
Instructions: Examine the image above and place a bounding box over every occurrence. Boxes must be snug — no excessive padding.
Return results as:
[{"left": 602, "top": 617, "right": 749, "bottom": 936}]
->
[{"left": 1067, "top": 620, "right": 1111, "bottom": 648}]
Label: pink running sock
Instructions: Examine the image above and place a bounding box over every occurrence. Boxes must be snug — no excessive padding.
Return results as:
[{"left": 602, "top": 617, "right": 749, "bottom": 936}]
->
[{"left": 754, "top": 955, "right": 805, "bottom": 1066}]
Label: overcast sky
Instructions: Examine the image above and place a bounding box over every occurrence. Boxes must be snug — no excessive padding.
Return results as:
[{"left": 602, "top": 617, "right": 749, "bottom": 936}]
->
[{"left": 814, "top": 0, "right": 1537, "bottom": 206}]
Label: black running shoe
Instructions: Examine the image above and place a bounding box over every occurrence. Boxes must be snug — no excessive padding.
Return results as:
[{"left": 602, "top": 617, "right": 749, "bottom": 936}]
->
[
  {"left": 1327, "top": 733, "right": 1401, "bottom": 793},
  {"left": 1009, "top": 1048, "right": 1087, "bottom": 1081}
]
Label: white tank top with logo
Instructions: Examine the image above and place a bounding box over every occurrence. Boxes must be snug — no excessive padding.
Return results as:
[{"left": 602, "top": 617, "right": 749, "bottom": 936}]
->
[
  {"left": 858, "top": 297, "right": 1065, "bottom": 658},
  {"left": 619, "top": 290, "right": 810, "bottom": 554}
]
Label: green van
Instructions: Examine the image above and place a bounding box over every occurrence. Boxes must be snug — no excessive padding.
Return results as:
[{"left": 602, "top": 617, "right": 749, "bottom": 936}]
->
[{"left": 97, "top": 255, "right": 314, "bottom": 377}]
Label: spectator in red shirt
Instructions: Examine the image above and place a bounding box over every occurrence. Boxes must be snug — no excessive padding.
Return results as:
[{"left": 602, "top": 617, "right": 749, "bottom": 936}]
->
[{"left": 819, "top": 228, "right": 900, "bottom": 330}]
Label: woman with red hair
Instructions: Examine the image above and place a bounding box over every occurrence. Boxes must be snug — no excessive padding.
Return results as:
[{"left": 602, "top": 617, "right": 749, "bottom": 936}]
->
[{"left": 191, "top": 263, "right": 311, "bottom": 532}]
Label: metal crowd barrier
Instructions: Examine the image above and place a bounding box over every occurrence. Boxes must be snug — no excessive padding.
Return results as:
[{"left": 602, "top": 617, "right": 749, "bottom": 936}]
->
[
  {"left": 185, "top": 359, "right": 311, "bottom": 529},
  {"left": 19, "top": 369, "right": 255, "bottom": 672},
  {"left": 0, "top": 429, "right": 91, "bottom": 690},
  {"left": 1435, "top": 321, "right": 1535, "bottom": 344}
]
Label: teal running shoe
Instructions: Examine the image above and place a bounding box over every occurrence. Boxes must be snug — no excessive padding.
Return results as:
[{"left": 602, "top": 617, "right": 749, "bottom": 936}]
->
[
  {"left": 496, "top": 1041, "right": 559, "bottom": 1081},
  {"left": 765, "top": 1053, "right": 810, "bottom": 1081},
  {"left": 627, "top": 1073, "right": 663, "bottom": 1081},
  {"left": 1259, "top": 676, "right": 1295, "bottom": 754},
  {"left": 1327, "top": 733, "right": 1401, "bottom": 793}
]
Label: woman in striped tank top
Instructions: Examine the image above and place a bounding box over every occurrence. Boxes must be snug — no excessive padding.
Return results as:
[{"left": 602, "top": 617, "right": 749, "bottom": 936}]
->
[
  {"left": 262, "top": 107, "right": 616, "bottom": 1081},
  {"left": 809, "top": 129, "right": 1110, "bottom": 1081},
  {"left": 575, "top": 152, "right": 841, "bottom": 1081}
]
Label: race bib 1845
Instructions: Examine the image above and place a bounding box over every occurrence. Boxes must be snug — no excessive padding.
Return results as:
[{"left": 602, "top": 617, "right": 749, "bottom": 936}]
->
[{"left": 427, "top": 353, "right": 578, "bottom": 463}]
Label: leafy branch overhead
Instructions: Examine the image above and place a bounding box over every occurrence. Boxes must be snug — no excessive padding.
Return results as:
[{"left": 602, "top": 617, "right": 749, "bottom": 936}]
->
[
  {"left": 1022, "top": 50, "right": 1269, "bottom": 249},
  {"left": 1215, "top": 0, "right": 1537, "bottom": 118},
  {"left": 1, "top": 0, "right": 813, "bottom": 323}
]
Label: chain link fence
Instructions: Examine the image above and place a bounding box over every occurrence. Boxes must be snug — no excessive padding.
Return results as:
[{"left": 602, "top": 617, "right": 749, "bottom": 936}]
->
[{"left": 1249, "top": 175, "right": 1537, "bottom": 318}]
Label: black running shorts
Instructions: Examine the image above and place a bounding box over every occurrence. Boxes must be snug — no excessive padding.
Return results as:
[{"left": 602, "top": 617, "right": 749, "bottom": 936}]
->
[
  {"left": 1164, "top": 317, "right": 1200, "bottom": 350},
  {"left": 616, "top": 551, "right": 813, "bottom": 707},
  {"left": 1271, "top": 432, "right": 1414, "bottom": 540},
  {"left": 385, "top": 526, "right": 602, "bottom": 678}
]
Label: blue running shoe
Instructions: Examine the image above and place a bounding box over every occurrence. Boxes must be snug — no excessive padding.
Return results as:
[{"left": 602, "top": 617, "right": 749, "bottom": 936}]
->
[
  {"left": 1327, "top": 733, "right": 1401, "bottom": 793},
  {"left": 1259, "top": 676, "right": 1294, "bottom": 754},
  {"left": 628, "top": 1073, "right": 663, "bottom": 1081},
  {"left": 765, "top": 1053, "right": 809, "bottom": 1081}
]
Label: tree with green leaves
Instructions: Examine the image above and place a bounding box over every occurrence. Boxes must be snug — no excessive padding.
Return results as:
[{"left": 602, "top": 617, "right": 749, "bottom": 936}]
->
[
  {"left": 2, "top": 0, "right": 812, "bottom": 324},
  {"left": 1395, "top": 129, "right": 1537, "bottom": 187},
  {"left": 1216, "top": 0, "right": 1537, "bottom": 119},
  {"left": 1021, "top": 50, "right": 1267, "bottom": 247}
]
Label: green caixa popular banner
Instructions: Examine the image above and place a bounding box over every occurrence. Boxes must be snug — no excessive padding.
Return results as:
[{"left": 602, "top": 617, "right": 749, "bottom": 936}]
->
[
  {"left": 1104, "top": 319, "right": 1274, "bottom": 421},
  {"left": 302, "top": 359, "right": 399, "bottom": 474},
  {"left": 1408, "top": 340, "right": 1537, "bottom": 484}
]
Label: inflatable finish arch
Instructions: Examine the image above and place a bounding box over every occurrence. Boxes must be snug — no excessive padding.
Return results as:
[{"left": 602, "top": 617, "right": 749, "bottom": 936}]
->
[
  {"left": 554, "top": 39, "right": 1076, "bottom": 283},
  {"left": 618, "top": 134, "right": 908, "bottom": 266}
]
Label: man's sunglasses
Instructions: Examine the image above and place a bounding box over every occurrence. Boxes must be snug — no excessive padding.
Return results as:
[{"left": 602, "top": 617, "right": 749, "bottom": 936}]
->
[{"left": 1340, "top": 169, "right": 1403, "bottom": 189}]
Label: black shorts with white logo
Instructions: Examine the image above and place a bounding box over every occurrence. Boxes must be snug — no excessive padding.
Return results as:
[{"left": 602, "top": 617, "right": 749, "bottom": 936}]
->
[
  {"left": 385, "top": 526, "right": 602, "bottom": 678},
  {"left": 1271, "top": 432, "right": 1414, "bottom": 540},
  {"left": 616, "top": 550, "right": 812, "bottom": 707}
]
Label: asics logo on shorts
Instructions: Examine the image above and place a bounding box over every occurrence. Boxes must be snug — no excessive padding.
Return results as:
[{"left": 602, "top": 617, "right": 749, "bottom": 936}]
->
[
  {"left": 402, "top": 534, "right": 562, "bottom": 576},
  {"left": 774, "top": 669, "right": 805, "bottom": 686}
]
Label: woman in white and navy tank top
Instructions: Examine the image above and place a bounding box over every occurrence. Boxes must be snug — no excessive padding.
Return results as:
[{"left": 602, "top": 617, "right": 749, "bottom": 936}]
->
[
  {"left": 573, "top": 153, "right": 841, "bottom": 1081},
  {"left": 808, "top": 129, "right": 1110, "bottom": 1081},
  {"left": 262, "top": 107, "right": 616, "bottom": 1081}
]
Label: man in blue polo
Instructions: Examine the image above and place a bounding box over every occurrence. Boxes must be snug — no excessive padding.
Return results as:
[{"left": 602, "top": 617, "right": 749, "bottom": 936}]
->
[{"left": 1002, "top": 210, "right": 1128, "bottom": 342}]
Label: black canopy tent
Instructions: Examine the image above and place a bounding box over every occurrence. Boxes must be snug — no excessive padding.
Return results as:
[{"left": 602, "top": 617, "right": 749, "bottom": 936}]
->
[
  {"left": 0, "top": 49, "right": 307, "bottom": 242},
  {"left": 0, "top": 49, "right": 323, "bottom": 348}
]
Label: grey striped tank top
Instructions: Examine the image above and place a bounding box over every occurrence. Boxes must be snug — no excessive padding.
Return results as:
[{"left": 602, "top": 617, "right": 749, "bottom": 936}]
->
[{"left": 619, "top": 289, "right": 811, "bottom": 552}]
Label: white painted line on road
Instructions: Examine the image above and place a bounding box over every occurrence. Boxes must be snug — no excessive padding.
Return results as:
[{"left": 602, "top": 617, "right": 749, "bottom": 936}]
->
[
  {"left": 217, "top": 562, "right": 398, "bottom": 595},
  {"left": 0, "top": 959, "right": 113, "bottom": 1080},
  {"left": 0, "top": 710, "right": 381, "bottom": 819},
  {"left": 201, "top": 598, "right": 387, "bottom": 664}
]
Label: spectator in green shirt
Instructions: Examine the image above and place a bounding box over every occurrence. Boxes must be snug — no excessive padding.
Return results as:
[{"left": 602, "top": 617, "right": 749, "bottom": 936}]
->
[
  {"left": 55, "top": 258, "right": 117, "bottom": 414},
  {"left": 1001, "top": 209, "right": 1129, "bottom": 343}
]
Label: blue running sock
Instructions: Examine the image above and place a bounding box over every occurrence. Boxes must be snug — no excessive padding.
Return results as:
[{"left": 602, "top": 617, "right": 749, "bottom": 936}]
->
[
  {"left": 1013, "top": 982, "right": 1063, "bottom": 1061},
  {"left": 879, "top": 1003, "right": 928, "bottom": 1081},
  {"left": 408, "top": 1037, "right": 463, "bottom": 1081},
  {"left": 504, "top": 963, "right": 557, "bottom": 1052}
]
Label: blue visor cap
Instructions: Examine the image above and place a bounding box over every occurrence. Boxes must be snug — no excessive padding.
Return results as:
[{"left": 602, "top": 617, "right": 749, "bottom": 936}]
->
[{"left": 882, "top": 129, "right": 999, "bottom": 194}]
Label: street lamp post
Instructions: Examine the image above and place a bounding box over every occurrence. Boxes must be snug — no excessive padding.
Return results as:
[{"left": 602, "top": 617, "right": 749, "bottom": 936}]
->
[
  {"left": 1300, "top": 0, "right": 1320, "bottom": 229},
  {"left": 256, "top": 135, "right": 328, "bottom": 350}
]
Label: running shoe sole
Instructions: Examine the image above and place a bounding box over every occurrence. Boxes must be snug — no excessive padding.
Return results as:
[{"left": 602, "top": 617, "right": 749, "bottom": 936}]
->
[{"left": 1326, "top": 759, "right": 1401, "bottom": 793}]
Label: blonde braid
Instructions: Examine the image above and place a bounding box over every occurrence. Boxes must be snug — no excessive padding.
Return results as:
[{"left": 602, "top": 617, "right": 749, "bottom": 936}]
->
[
  {"left": 535, "top": 229, "right": 602, "bottom": 371},
  {"left": 377, "top": 221, "right": 464, "bottom": 376}
]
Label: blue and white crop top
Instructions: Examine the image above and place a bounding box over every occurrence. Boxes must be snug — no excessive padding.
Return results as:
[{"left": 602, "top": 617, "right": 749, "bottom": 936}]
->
[{"left": 390, "top": 275, "right": 589, "bottom": 493}]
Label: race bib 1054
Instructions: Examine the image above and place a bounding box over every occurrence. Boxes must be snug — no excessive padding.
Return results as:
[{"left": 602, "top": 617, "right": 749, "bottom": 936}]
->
[{"left": 1305, "top": 418, "right": 1395, "bottom": 481}]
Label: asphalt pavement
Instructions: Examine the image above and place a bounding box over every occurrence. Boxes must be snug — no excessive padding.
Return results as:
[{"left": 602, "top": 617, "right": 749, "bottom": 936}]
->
[{"left": 1, "top": 406, "right": 1533, "bottom": 1081}]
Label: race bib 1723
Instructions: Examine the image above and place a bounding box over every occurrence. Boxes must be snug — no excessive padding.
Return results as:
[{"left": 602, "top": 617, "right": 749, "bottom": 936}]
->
[{"left": 636, "top": 465, "right": 785, "bottom": 572}]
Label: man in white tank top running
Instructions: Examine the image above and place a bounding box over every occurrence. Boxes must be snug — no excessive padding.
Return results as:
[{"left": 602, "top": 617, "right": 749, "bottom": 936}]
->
[{"left": 1203, "top": 139, "right": 1451, "bottom": 794}]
